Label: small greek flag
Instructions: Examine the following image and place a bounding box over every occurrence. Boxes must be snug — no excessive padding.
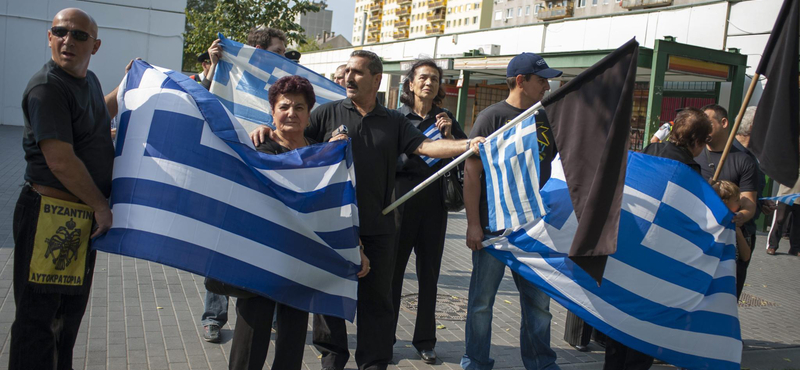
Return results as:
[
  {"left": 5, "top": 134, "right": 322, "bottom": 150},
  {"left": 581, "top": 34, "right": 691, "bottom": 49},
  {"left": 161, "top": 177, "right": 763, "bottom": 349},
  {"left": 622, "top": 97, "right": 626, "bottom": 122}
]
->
[
  {"left": 479, "top": 115, "right": 547, "bottom": 231},
  {"left": 485, "top": 152, "right": 741, "bottom": 369},
  {"left": 418, "top": 125, "right": 443, "bottom": 167},
  {"left": 94, "top": 60, "right": 361, "bottom": 321},
  {"left": 209, "top": 33, "right": 346, "bottom": 131},
  {"left": 760, "top": 193, "right": 800, "bottom": 205}
]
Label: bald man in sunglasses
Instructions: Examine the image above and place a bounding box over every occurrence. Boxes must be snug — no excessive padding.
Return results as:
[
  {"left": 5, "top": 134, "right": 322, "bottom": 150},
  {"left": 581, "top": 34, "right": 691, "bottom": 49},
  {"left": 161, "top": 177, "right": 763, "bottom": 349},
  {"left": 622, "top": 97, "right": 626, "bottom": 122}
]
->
[{"left": 12, "top": 8, "right": 129, "bottom": 370}]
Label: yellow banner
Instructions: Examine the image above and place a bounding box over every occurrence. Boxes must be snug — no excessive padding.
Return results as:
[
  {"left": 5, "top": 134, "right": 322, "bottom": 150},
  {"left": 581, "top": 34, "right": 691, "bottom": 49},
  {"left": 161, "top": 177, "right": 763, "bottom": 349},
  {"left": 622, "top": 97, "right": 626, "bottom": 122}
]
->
[{"left": 29, "top": 196, "right": 93, "bottom": 286}]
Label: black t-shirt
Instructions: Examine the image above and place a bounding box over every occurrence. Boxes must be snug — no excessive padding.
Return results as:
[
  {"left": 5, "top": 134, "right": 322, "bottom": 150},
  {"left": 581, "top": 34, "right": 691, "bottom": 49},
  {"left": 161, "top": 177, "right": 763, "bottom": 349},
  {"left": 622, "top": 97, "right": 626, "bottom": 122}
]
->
[
  {"left": 468, "top": 100, "right": 557, "bottom": 231},
  {"left": 694, "top": 145, "right": 759, "bottom": 234},
  {"left": 21, "top": 60, "right": 114, "bottom": 198},
  {"left": 732, "top": 140, "right": 766, "bottom": 220},
  {"left": 305, "top": 98, "right": 428, "bottom": 235},
  {"left": 395, "top": 104, "right": 468, "bottom": 179},
  {"left": 255, "top": 137, "right": 318, "bottom": 155},
  {"left": 642, "top": 141, "right": 701, "bottom": 174}
]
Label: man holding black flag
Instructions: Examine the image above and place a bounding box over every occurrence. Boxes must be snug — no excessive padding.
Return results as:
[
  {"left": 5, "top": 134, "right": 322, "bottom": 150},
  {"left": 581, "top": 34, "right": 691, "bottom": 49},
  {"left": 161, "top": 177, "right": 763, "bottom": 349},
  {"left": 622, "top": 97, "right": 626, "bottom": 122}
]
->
[{"left": 463, "top": 52, "right": 562, "bottom": 370}]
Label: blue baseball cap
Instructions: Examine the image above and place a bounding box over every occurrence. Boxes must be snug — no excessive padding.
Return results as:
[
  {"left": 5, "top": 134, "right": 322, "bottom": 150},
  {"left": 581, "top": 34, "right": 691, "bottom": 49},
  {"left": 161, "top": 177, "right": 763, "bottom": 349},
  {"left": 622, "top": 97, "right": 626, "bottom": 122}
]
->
[{"left": 506, "top": 52, "right": 562, "bottom": 79}]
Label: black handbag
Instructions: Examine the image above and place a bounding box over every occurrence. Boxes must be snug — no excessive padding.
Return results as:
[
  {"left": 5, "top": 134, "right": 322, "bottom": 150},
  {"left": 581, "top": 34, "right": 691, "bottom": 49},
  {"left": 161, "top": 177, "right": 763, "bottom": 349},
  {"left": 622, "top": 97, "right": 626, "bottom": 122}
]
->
[
  {"left": 204, "top": 277, "right": 257, "bottom": 299},
  {"left": 442, "top": 160, "right": 465, "bottom": 212}
]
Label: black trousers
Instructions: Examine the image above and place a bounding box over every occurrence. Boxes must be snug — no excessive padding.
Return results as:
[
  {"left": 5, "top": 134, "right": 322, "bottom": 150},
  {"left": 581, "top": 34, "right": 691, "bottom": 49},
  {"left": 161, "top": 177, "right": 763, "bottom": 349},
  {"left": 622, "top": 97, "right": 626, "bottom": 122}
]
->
[
  {"left": 735, "top": 232, "right": 757, "bottom": 299},
  {"left": 603, "top": 337, "right": 654, "bottom": 370},
  {"left": 9, "top": 185, "right": 96, "bottom": 370},
  {"left": 391, "top": 176, "right": 447, "bottom": 352},
  {"left": 313, "top": 233, "right": 396, "bottom": 370},
  {"left": 767, "top": 202, "right": 800, "bottom": 253},
  {"left": 564, "top": 311, "right": 592, "bottom": 347},
  {"left": 229, "top": 295, "right": 309, "bottom": 370}
]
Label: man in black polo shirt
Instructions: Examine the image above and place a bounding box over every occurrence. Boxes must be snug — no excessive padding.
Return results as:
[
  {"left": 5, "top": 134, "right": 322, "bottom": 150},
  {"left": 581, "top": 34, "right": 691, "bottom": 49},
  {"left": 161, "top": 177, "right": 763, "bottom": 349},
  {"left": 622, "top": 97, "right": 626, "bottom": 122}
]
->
[
  {"left": 13, "top": 8, "right": 123, "bottom": 370},
  {"left": 252, "top": 50, "right": 483, "bottom": 370},
  {"left": 694, "top": 104, "right": 758, "bottom": 298}
]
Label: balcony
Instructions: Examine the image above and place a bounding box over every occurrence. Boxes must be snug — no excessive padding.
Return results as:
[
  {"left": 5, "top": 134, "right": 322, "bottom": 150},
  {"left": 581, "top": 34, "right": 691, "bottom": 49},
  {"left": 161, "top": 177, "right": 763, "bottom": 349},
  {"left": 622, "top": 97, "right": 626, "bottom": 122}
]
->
[
  {"left": 537, "top": 4, "right": 573, "bottom": 21},
  {"left": 393, "top": 30, "right": 409, "bottom": 39},
  {"left": 398, "top": 0, "right": 412, "bottom": 5},
  {"left": 368, "top": 25, "right": 380, "bottom": 33},
  {"left": 370, "top": 4, "right": 382, "bottom": 13},
  {"left": 425, "top": 26, "right": 444, "bottom": 35},
  {"left": 369, "top": 14, "right": 381, "bottom": 22},
  {"left": 396, "top": 7, "right": 411, "bottom": 17},
  {"left": 367, "top": 35, "right": 380, "bottom": 43},
  {"left": 427, "top": 0, "right": 445, "bottom": 9},
  {"left": 427, "top": 12, "right": 445, "bottom": 22},
  {"left": 620, "top": 0, "right": 672, "bottom": 9},
  {"left": 394, "top": 19, "right": 409, "bottom": 28}
]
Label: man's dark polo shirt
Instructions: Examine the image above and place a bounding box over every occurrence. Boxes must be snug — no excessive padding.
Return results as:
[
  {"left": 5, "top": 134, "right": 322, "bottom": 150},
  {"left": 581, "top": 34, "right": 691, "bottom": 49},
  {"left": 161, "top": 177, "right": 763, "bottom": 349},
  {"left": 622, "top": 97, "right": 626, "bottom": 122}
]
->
[{"left": 305, "top": 98, "right": 428, "bottom": 236}]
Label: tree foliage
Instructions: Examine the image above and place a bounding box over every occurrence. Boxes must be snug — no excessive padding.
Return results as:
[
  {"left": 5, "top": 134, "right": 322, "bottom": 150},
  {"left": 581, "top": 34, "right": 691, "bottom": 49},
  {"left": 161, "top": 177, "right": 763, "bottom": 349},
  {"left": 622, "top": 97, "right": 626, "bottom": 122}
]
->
[{"left": 183, "top": 0, "right": 319, "bottom": 72}]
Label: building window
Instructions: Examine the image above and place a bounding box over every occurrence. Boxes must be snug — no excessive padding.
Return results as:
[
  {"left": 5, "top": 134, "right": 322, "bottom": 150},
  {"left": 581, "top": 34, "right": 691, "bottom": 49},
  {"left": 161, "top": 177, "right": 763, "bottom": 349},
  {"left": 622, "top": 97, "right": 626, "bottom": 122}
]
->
[
  {"left": 534, "top": 4, "right": 540, "bottom": 13},
  {"left": 473, "top": 16, "right": 478, "bottom": 23},
  {"left": 592, "top": 0, "right": 598, "bottom": 5},
  {"left": 458, "top": 19, "right": 462, "bottom": 26},
  {"left": 526, "top": 5, "right": 531, "bottom": 14},
  {"left": 447, "top": 20, "right": 451, "bottom": 26},
  {"left": 577, "top": 0, "right": 586, "bottom": 7},
  {"left": 467, "top": 4, "right": 471, "bottom": 10},
  {"left": 475, "top": 2, "right": 480, "bottom": 8},
  {"left": 604, "top": 0, "right": 609, "bottom": 4},
  {"left": 494, "top": 11, "right": 502, "bottom": 20},
  {"left": 518, "top": 7, "right": 523, "bottom": 16},
  {"left": 506, "top": 8, "right": 513, "bottom": 17}
]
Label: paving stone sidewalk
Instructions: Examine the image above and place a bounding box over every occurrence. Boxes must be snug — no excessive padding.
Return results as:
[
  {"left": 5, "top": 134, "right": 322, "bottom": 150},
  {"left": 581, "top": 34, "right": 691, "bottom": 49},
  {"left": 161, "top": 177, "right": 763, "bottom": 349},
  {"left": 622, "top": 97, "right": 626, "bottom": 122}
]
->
[{"left": 0, "top": 124, "right": 798, "bottom": 370}]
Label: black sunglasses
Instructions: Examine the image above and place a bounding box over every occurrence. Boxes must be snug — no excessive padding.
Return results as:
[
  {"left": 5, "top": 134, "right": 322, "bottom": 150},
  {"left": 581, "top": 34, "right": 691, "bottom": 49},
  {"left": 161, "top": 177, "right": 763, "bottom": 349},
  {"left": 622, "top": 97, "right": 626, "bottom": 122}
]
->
[{"left": 50, "top": 26, "right": 95, "bottom": 42}]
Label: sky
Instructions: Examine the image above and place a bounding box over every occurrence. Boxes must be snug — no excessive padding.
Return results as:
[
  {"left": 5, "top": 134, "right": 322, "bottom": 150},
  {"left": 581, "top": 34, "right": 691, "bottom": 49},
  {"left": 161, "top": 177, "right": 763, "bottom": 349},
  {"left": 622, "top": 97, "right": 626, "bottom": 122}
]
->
[{"left": 324, "top": 0, "right": 356, "bottom": 42}]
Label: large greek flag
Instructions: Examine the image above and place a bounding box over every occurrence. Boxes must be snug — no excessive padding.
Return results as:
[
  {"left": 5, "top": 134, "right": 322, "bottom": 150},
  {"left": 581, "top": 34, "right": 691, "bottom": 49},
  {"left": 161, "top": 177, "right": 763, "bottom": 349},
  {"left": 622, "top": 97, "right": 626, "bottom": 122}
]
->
[
  {"left": 93, "top": 60, "right": 361, "bottom": 321},
  {"left": 480, "top": 115, "right": 547, "bottom": 231},
  {"left": 485, "top": 152, "right": 741, "bottom": 369},
  {"left": 209, "top": 33, "right": 346, "bottom": 131}
]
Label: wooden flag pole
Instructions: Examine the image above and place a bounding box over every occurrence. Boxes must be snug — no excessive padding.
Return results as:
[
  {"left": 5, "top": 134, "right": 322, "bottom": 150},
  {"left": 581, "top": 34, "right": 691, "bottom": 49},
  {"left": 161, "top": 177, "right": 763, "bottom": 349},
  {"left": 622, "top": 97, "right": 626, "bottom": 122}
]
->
[
  {"left": 712, "top": 73, "right": 761, "bottom": 182},
  {"left": 381, "top": 101, "right": 544, "bottom": 215}
]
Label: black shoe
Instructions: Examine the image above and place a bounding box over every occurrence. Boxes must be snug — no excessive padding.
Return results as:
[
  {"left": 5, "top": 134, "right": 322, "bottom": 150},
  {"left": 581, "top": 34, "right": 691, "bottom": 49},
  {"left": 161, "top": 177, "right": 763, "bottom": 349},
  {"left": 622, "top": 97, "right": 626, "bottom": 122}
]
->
[
  {"left": 418, "top": 349, "right": 437, "bottom": 364},
  {"left": 203, "top": 324, "right": 221, "bottom": 343},
  {"left": 574, "top": 344, "right": 590, "bottom": 352}
]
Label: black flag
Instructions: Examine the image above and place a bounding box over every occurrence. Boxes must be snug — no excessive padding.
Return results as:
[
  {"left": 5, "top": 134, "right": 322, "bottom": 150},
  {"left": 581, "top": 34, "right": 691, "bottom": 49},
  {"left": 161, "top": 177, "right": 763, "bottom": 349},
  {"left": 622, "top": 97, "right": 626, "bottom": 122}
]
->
[
  {"left": 541, "top": 39, "right": 638, "bottom": 284},
  {"left": 749, "top": 0, "right": 799, "bottom": 187}
]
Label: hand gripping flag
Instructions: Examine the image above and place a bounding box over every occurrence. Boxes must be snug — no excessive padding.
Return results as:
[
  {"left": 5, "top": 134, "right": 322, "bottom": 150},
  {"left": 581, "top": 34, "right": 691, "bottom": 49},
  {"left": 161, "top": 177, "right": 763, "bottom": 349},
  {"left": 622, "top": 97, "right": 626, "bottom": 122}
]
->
[
  {"left": 209, "top": 33, "right": 346, "bottom": 132},
  {"left": 479, "top": 115, "right": 547, "bottom": 231},
  {"left": 93, "top": 60, "right": 361, "bottom": 321},
  {"left": 484, "top": 152, "right": 741, "bottom": 369}
]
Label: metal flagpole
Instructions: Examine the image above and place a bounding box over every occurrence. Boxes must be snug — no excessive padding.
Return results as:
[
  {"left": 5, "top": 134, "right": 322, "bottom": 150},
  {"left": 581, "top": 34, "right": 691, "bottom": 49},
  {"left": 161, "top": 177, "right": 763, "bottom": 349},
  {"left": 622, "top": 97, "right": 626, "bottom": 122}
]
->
[
  {"left": 712, "top": 74, "right": 761, "bottom": 182},
  {"left": 381, "top": 101, "right": 544, "bottom": 215}
]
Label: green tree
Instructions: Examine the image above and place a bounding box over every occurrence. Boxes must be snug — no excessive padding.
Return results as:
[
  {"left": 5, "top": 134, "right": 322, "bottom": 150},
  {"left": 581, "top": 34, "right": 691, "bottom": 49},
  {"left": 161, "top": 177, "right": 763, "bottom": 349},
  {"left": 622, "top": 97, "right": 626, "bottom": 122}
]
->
[
  {"left": 296, "top": 35, "right": 329, "bottom": 53},
  {"left": 183, "top": 0, "right": 319, "bottom": 72}
]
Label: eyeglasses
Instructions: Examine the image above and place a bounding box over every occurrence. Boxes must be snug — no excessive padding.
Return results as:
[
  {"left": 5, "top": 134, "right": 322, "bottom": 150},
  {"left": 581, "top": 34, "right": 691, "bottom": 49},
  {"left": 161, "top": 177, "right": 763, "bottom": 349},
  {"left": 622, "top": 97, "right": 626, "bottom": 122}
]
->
[{"left": 50, "top": 27, "right": 95, "bottom": 42}]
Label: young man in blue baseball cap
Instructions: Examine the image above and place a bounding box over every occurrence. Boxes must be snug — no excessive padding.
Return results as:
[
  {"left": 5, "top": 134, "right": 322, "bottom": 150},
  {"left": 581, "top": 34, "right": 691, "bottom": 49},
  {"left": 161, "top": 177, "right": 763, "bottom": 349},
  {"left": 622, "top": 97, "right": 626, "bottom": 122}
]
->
[{"left": 462, "top": 52, "right": 562, "bottom": 370}]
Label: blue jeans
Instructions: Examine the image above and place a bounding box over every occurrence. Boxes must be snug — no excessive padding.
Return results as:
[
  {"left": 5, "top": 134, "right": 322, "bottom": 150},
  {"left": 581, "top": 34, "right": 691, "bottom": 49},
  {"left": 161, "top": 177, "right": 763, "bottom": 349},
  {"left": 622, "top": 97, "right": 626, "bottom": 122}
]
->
[
  {"left": 461, "top": 248, "right": 559, "bottom": 370},
  {"left": 201, "top": 291, "right": 228, "bottom": 327}
]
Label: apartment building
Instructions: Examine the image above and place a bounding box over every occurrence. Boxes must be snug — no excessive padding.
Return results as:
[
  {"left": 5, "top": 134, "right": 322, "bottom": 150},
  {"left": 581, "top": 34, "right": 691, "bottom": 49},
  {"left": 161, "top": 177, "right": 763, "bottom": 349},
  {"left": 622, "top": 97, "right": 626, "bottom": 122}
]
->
[
  {"left": 491, "top": 0, "right": 706, "bottom": 28},
  {"left": 352, "top": 0, "right": 382, "bottom": 45},
  {"left": 296, "top": 1, "right": 333, "bottom": 39},
  {"left": 443, "top": 0, "right": 494, "bottom": 33}
]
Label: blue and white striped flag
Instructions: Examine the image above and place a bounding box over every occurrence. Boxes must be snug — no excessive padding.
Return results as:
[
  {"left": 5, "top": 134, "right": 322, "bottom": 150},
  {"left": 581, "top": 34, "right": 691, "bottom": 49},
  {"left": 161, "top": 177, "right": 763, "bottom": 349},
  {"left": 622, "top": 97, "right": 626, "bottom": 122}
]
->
[
  {"left": 209, "top": 33, "right": 346, "bottom": 131},
  {"left": 93, "top": 60, "right": 361, "bottom": 321},
  {"left": 419, "top": 125, "right": 443, "bottom": 167},
  {"left": 760, "top": 193, "right": 800, "bottom": 205},
  {"left": 479, "top": 115, "right": 547, "bottom": 231},
  {"left": 484, "top": 152, "right": 741, "bottom": 369}
]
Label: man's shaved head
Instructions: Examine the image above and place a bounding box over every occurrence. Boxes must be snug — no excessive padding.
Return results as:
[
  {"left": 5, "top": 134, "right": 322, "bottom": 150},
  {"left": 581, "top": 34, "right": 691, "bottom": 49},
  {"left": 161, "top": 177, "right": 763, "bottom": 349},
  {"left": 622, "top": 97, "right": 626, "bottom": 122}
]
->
[
  {"left": 53, "top": 8, "right": 98, "bottom": 38},
  {"left": 49, "top": 8, "right": 101, "bottom": 78}
]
